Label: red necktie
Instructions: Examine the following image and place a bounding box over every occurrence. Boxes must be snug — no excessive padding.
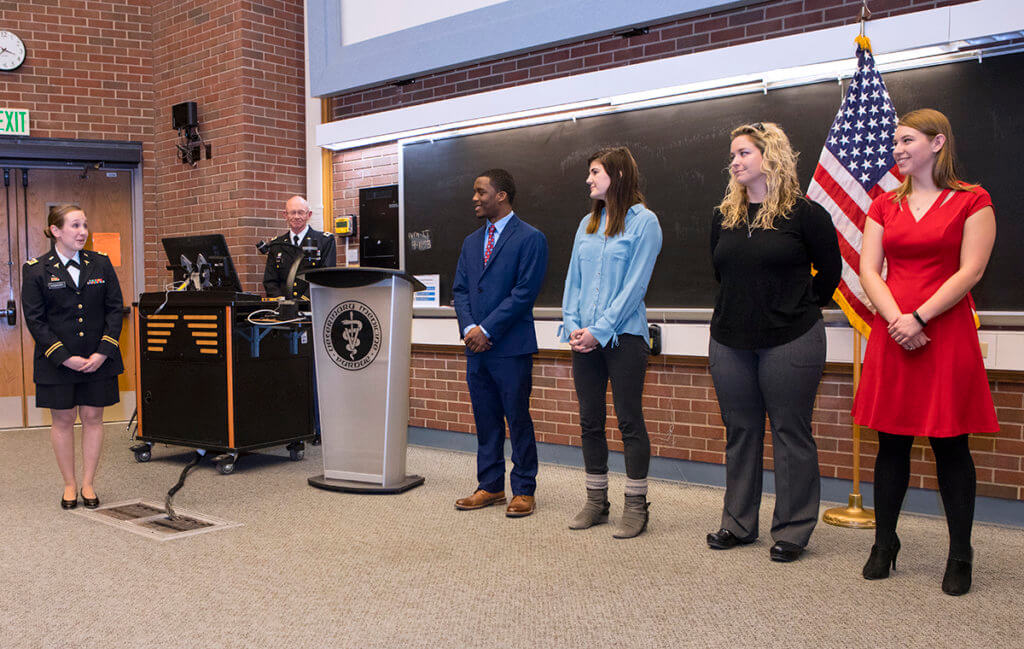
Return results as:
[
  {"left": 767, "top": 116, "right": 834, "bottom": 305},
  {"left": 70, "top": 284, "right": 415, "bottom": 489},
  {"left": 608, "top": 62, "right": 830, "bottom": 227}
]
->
[{"left": 483, "top": 224, "right": 496, "bottom": 265}]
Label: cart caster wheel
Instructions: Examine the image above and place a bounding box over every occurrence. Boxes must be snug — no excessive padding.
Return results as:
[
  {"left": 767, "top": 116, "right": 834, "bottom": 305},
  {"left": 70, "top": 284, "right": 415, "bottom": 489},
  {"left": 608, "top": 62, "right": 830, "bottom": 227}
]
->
[
  {"left": 217, "top": 460, "right": 235, "bottom": 475},
  {"left": 134, "top": 449, "right": 152, "bottom": 463},
  {"left": 287, "top": 441, "right": 305, "bottom": 461}
]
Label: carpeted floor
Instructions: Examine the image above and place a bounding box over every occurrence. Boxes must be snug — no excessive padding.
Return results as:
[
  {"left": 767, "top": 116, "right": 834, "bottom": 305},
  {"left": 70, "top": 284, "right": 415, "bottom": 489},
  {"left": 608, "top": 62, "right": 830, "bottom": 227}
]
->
[{"left": 0, "top": 424, "right": 1021, "bottom": 649}]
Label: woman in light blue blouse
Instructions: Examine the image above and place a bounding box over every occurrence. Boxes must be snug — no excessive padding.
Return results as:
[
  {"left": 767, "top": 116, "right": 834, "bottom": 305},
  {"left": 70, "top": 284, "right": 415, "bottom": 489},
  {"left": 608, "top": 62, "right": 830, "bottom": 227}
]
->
[{"left": 561, "top": 146, "right": 662, "bottom": 539}]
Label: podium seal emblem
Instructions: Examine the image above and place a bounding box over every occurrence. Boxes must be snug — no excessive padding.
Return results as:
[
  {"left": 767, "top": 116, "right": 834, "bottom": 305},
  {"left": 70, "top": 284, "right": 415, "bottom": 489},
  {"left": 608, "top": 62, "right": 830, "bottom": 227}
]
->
[{"left": 324, "top": 300, "right": 382, "bottom": 370}]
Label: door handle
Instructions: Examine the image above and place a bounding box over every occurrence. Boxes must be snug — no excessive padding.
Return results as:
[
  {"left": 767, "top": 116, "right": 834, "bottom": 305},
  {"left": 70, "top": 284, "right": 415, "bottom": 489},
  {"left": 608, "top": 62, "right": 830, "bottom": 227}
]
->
[{"left": 0, "top": 299, "right": 14, "bottom": 326}]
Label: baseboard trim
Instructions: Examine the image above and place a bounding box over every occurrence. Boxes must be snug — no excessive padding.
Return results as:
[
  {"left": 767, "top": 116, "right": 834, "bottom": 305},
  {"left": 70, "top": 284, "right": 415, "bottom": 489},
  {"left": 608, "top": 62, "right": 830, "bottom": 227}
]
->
[{"left": 408, "top": 427, "right": 1024, "bottom": 528}]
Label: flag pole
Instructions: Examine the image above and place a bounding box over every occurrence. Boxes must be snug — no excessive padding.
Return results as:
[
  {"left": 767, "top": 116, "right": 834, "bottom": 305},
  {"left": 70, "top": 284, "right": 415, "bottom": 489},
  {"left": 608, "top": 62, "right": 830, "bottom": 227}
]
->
[
  {"left": 812, "top": 2, "right": 884, "bottom": 527},
  {"left": 823, "top": 328, "right": 875, "bottom": 527}
]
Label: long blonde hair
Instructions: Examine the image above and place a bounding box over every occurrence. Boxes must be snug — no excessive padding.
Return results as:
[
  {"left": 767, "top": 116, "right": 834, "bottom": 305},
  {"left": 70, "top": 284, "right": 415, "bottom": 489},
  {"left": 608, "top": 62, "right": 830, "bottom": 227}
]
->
[
  {"left": 891, "top": 108, "right": 976, "bottom": 202},
  {"left": 717, "top": 122, "right": 801, "bottom": 230}
]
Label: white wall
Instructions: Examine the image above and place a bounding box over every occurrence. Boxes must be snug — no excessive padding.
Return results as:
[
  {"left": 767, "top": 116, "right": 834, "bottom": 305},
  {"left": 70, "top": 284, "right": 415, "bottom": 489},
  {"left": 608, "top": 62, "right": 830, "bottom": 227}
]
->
[{"left": 340, "top": 0, "right": 510, "bottom": 46}]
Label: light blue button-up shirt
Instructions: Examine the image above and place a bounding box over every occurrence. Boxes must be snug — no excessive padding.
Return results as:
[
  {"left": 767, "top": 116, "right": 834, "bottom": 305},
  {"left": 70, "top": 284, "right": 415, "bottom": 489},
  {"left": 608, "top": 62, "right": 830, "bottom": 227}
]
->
[
  {"left": 560, "top": 204, "right": 662, "bottom": 347},
  {"left": 463, "top": 211, "right": 516, "bottom": 338}
]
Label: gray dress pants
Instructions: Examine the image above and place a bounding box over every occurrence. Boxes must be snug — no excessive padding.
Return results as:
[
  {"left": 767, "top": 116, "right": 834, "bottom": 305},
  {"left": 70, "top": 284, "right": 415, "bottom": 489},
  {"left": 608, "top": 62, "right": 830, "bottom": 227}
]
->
[{"left": 708, "top": 319, "right": 825, "bottom": 547}]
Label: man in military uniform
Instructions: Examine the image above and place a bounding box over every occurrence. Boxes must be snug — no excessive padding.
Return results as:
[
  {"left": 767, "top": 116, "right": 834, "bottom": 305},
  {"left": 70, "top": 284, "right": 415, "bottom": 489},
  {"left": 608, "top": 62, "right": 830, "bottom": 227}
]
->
[
  {"left": 263, "top": 195, "right": 337, "bottom": 299},
  {"left": 262, "top": 195, "right": 335, "bottom": 444}
]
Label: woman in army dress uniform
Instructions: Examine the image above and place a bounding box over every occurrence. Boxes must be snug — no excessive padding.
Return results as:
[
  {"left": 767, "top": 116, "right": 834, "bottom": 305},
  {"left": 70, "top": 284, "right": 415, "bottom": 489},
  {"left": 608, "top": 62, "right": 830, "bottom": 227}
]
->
[{"left": 21, "top": 205, "right": 124, "bottom": 510}]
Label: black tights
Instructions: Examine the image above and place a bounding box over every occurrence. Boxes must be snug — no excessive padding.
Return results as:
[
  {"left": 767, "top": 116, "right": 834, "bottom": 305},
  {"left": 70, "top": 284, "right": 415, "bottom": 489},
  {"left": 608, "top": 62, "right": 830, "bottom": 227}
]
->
[{"left": 873, "top": 432, "right": 976, "bottom": 558}]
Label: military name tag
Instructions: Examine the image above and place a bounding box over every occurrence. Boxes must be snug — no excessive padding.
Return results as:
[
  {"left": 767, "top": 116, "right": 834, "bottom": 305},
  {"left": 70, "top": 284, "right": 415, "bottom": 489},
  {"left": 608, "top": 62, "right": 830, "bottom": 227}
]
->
[{"left": 47, "top": 281, "right": 66, "bottom": 290}]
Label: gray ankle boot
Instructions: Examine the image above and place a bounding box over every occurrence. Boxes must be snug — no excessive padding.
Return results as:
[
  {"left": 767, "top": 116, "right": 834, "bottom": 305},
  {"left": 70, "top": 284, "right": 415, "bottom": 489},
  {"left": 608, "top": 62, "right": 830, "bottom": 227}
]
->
[
  {"left": 568, "top": 488, "right": 610, "bottom": 529},
  {"left": 613, "top": 494, "right": 650, "bottom": 539}
]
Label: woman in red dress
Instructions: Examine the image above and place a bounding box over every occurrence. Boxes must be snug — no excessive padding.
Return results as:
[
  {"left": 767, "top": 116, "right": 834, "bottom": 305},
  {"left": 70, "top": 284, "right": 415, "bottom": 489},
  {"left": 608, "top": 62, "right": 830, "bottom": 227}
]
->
[{"left": 852, "top": 108, "right": 997, "bottom": 595}]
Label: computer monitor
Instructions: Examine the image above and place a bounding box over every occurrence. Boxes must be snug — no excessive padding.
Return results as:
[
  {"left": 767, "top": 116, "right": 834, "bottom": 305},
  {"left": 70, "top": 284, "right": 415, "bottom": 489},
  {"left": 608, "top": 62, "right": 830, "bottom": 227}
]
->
[{"left": 161, "top": 234, "right": 244, "bottom": 293}]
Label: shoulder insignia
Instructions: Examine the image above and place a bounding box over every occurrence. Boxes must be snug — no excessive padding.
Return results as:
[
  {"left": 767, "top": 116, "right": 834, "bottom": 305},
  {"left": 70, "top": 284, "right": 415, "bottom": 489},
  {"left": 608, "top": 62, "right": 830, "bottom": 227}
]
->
[
  {"left": 26, "top": 258, "right": 38, "bottom": 265},
  {"left": 91, "top": 249, "right": 107, "bottom": 256}
]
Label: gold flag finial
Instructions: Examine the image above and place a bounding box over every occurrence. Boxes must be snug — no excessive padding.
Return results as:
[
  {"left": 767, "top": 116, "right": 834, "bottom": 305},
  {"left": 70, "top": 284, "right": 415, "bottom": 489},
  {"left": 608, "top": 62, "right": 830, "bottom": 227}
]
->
[{"left": 856, "top": 1, "right": 873, "bottom": 52}]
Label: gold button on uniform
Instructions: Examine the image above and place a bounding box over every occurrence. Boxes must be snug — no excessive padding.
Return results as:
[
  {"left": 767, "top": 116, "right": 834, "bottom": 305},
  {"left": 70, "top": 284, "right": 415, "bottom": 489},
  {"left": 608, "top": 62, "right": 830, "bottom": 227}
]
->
[
  {"left": 78, "top": 317, "right": 83, "bottom": 323},
  {"left": 77, "top": 304, "right": 83, "bottom": 309},
  {"left": 78, "top": 332, "right": 84, "bottom": 337}
]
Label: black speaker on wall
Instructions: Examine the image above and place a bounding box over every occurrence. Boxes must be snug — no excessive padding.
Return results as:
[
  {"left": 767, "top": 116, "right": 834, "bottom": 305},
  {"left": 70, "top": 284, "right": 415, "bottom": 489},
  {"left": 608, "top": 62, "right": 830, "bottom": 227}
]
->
[
  {"left": 359, "top": 185, "right": 399, "bottom": 269},
  {"left": 172, "top": 101, "right": 198, "bottom": 130}
]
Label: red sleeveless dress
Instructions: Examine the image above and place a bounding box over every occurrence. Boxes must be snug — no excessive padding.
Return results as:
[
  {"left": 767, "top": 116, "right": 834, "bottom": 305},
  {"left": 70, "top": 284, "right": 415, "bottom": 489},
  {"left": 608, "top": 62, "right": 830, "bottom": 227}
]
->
[{"left": 852, "top": 187, "right": 998, "bottom": 437}]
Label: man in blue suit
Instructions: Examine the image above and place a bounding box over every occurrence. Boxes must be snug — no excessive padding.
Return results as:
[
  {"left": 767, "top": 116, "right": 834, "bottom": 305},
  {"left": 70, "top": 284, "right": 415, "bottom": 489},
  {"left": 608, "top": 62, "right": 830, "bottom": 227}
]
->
[{"left": 452, "top": 169, "right": 548, "bottom": 518}]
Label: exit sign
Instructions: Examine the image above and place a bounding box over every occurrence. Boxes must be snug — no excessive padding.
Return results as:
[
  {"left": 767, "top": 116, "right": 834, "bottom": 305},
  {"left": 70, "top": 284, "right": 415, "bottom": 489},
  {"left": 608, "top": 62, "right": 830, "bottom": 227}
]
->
[{"left": 0, "top": 109, "right": 29, "bottom": 135}]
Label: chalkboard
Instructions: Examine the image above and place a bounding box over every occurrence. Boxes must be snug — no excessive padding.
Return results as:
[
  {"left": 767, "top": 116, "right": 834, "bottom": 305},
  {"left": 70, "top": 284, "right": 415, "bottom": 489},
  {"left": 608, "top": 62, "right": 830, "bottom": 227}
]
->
[{"left": 403, "top": 52, "right": 1024, "bottom": 310}]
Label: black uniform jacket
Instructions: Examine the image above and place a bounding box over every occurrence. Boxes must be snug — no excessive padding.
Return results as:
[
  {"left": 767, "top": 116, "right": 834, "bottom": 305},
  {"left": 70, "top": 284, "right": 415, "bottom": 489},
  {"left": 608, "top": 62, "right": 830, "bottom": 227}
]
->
[
  {"left": 21, "top": 248, "right": 125, "bottom": 385},
  {"left": 262, "top": 228, "right": 337, "bottom": 299}
]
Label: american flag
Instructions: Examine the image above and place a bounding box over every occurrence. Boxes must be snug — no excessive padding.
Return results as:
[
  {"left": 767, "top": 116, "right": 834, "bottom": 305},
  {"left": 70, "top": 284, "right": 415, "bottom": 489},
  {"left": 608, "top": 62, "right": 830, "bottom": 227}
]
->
[{"left": 806, "top": 43, "right": 902, "bottom": 337}]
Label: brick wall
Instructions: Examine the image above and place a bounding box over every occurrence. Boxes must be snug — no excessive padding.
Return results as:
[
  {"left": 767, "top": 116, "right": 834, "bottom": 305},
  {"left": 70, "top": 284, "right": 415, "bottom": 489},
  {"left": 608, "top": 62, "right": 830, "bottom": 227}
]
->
[
  {"left": 149, "top": 0, "right": 307, "bottom": 292},
  {"left": 0, "top": 0, "right": 307, "bottom": 293},
  {"left": 329, "top": 0, "right": 975, "bottom": 120},
  {"left": 0, "top": 0, "right": 157, "bottom": 246},
  {"left": 333, "top": 142, "right": 1024, "bottom": 501},
  {"left": 331, "top": 144, "right": 399, "bottom": 264},
  {"left": 410, "top": 348, "right": 1024, "bottom": 501}
]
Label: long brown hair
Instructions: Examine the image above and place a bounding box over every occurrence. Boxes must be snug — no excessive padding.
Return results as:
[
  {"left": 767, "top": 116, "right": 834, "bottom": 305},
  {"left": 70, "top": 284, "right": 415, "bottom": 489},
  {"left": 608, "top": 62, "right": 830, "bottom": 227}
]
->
[
  {"left": 586, "top": 146, "right": 645, "bottom": 237},
  {"left": 43, "top": 204, "right": 84, "bottom": 239},
  {"left": 717, "top": 122, "right": 801, "bottom": 230},
  {"left": 891, "top": 108, "right": 976, "bottom": 202}
]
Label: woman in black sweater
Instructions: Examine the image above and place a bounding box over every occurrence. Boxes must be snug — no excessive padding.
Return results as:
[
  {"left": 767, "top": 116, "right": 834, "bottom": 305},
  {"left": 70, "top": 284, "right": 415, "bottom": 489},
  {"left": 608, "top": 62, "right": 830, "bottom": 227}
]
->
[{"left": 705, "top": 122, "right": 841, "bottom": 562}]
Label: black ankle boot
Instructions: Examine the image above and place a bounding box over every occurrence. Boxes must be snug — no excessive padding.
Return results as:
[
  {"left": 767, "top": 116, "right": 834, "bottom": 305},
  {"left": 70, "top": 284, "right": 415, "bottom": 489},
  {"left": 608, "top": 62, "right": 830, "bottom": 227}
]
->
[
  {"left": 862, "top": 535, "right": 900, "bottom": 580},
  {"left": 941, "top": 548, "right": 973, "bottom": 596}
]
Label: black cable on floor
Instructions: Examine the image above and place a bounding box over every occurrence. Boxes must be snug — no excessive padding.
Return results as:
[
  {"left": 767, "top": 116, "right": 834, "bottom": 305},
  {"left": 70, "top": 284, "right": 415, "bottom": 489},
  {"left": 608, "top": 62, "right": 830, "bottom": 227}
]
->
[{"left": 165, "top": 451, "right": 203, "bottom": 520}]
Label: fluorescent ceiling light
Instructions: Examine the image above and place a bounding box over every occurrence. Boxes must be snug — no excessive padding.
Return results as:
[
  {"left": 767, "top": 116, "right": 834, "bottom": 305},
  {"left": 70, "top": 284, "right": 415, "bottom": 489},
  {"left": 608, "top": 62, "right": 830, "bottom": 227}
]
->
[
  {"left": 323, "top": 98, "right": 607, "bottom": 151},
  {"left": 322, "top": 40, "right": 1018, "bottom": 151},
  {"left": 608, "top": 73, "right": 763, "bottom": 106}
]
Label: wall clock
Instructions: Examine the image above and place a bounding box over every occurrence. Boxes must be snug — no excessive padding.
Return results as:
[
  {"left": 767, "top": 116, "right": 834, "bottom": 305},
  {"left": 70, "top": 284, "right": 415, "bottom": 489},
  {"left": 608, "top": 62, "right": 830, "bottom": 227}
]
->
[{"left": 0, "top": 31, "right": 26, "bottom": 71}]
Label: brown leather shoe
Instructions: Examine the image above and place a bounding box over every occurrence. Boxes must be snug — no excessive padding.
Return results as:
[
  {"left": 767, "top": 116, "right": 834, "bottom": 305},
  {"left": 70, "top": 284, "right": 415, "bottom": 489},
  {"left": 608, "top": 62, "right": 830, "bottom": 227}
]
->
[
  {"left": 454, "top": 489, "right": 506, "bottom": 510},
  {"left": 505, "top": 495, "right": 535, "bottom": 518}
]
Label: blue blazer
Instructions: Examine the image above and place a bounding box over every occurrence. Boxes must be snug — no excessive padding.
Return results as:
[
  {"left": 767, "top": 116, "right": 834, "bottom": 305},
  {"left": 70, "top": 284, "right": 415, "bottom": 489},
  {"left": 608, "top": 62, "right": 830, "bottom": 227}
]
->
[{"left": 452, "top": 214, "right": 548, "bottom": 357}]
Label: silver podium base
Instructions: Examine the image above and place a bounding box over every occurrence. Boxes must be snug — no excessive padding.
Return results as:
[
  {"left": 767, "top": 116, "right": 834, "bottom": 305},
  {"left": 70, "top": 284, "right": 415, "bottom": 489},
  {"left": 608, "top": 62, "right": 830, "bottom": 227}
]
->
[{"left": 307, "top": 474, "right": 425, "bottom": 494}]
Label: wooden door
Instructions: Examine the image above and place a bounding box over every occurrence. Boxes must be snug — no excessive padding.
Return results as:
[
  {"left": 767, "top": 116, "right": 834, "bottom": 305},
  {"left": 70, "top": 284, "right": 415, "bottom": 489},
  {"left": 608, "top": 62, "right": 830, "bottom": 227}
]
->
[
  {"left": 0, "top": 169, "right": 25, "bottom": 427},
  {"left": 5, "top": 167, "right": 136, "bottom": 427}
]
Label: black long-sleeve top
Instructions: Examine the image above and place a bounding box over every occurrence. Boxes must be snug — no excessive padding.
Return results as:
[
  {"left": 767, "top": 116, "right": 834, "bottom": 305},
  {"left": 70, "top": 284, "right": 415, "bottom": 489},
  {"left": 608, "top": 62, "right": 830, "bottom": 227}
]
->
[{"left": 710, "top": 198, "right": 842, "bottom": 349}]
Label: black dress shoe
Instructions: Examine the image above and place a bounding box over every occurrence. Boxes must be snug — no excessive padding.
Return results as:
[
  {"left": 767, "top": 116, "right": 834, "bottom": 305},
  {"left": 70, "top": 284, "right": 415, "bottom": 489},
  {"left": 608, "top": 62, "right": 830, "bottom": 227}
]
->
[
  {"left": 80, "top": 490, "right": 99, "bottom": 510},
  {"left": 941, "top": 548, "right": 973, "bottom": 596},
  {"left": 706, "top": 528, "right": 756, "bottom": 550},
  {"left": 61, "top": 494, "right": 78, "bottom": 510},
  {"left": 769, "top": 541, "right": 804, "bottom": 562},
  {"left": 862, "top": 536, "right": 900, "bottom": 580}
]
